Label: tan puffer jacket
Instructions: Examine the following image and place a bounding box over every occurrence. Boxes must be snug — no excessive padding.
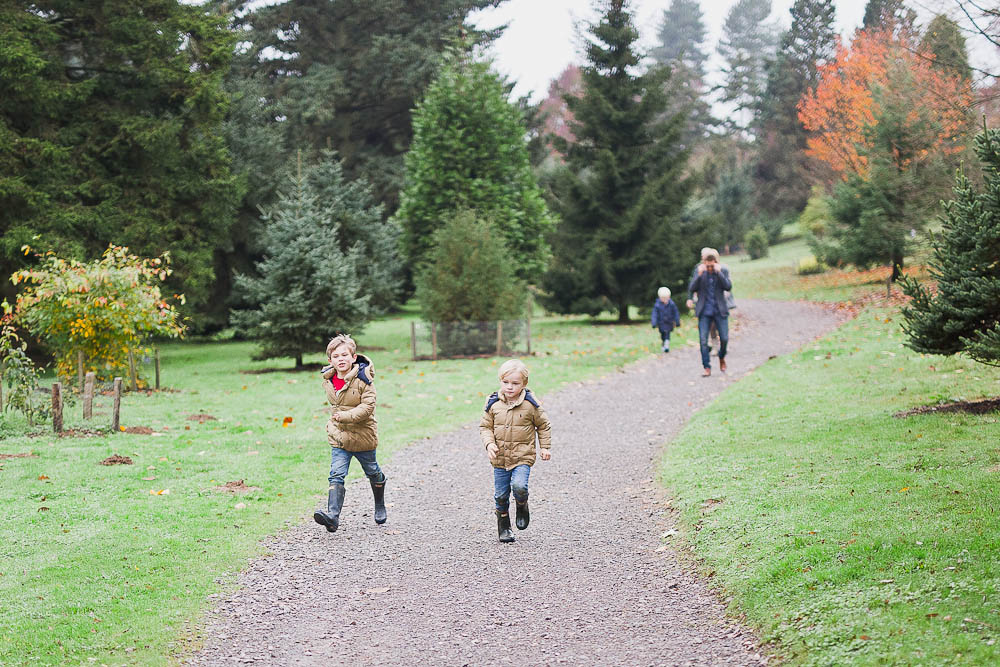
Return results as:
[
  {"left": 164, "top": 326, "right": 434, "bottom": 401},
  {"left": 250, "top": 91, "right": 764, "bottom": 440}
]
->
[
  {"left": 323, "top": 354, "right": 378, "bottom": 452},
  {"left": 479, "top": 389, "right": 552, "bottom": 470}
]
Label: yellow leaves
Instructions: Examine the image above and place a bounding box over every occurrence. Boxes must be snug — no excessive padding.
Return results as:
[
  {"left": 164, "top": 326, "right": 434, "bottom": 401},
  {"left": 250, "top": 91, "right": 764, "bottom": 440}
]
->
[{"left": 148, "top": 489, "right": 170, "bottom": 496}]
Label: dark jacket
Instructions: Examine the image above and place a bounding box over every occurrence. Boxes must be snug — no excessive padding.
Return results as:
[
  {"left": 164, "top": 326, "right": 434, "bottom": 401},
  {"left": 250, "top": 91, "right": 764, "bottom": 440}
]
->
[
  {"left": 688, "top": 269, "right": 733, "bottom": 317},
  {"left": 651, "top": 298, "right": 680, "bottom": 332}
]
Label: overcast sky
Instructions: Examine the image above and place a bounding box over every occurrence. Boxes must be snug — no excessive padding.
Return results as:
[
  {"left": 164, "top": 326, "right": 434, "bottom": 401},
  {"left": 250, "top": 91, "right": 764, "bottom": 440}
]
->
[{"left": 469, "top": 0, "right": 986, "bottom": 104}]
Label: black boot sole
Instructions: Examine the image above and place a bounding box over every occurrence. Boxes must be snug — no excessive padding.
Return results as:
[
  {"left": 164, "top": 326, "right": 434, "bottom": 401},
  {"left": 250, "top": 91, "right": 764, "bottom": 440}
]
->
[{"left": 313, "top": 511, "right": 338, "bottom": 532}]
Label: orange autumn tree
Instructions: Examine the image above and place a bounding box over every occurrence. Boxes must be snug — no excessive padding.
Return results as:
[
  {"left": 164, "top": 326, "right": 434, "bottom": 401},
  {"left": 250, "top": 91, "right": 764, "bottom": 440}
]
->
[
  {"left": 799, "top": 27, "right": 972, "bottom": 180},
  {"left": 797, "top": 26, "right": 973, "bottom": 276}
]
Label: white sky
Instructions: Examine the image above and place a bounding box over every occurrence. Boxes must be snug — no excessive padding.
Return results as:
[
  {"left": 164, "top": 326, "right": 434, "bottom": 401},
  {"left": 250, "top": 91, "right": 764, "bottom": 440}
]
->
[{"left": 470, "top": 0, "right": 993, "bottom": 104}]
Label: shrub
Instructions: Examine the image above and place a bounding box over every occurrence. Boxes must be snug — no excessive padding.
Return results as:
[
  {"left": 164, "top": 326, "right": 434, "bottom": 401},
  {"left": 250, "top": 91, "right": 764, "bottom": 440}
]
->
[
  {"left": 12, "top": 246, "right": 185, "bottom": 382},
  {"left": 797, "top": 255, "right": 826, "bottom": 275},
  {"left": 415, "top": 211, "right": 527, "bottom": 355},
  {"left": 0, "top": 309, "right": 44, "bottom": 425},
  {"left": 745, "top": 224, "right": 770, "bottom": 259}
]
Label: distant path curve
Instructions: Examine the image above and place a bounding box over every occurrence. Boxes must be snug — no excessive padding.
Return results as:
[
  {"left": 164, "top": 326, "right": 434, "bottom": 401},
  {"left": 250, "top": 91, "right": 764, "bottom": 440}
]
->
[{"left": 182, "top": 299, "right": 845, "bottom": 666}]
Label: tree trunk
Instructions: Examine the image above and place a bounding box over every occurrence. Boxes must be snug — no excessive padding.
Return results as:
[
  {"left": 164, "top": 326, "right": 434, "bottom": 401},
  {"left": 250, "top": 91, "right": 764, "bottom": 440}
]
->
[
  {"left": 295, "top": 353, "right": 303, "bottom": 368},
  {"left": 891, "top": 249, "right": 904, "bottom": 282},
  {"left": 617, "top": 299, "right": 630, "bottom": 323}
]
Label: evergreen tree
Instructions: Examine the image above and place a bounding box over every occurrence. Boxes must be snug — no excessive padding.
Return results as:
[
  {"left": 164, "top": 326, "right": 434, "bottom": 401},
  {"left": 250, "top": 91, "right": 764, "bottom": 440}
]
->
[
  {"left": 650, "top": 0, "right": 714, "bottom": 148},
  {"left": 717, "top": 0, "right": 779, "bottom": 136},
  {"left": 901, "top": 127, "right": 1000, "bottom": 365},
  {"left": 0, "top": 1, "right": 241, "bottom": 324},
  {"left": 541, "top": 0, "right": 696, "bottom": 321},
  {"left": 231, "top": 162, "right": 371, "bottom": 368},
  {"left": 920, "top": 15, "right": 972, "bottom": 81},
  {"left": 862, "top": 0, "right": 915, "bottom": 31},
  {"left": 753, "top": 0, "right": 838, "bottom": 217},
  {"left": 231, "top": 0, "right": 502, "bottom": 213},
  {"left": 395, "top": 55, "right": 554, "bottom": 281}
]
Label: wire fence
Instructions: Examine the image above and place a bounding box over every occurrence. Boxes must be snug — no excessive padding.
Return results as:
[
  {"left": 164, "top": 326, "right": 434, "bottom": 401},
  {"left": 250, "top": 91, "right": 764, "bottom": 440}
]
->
[{"left": 410, "top": 320, "right": 531, "bottom": 360}]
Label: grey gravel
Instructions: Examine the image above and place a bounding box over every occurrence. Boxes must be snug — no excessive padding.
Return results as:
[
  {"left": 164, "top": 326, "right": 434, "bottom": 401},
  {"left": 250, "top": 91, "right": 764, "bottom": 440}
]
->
[{"left": 179, "top": 299, "right": 845, "bottom": 666}]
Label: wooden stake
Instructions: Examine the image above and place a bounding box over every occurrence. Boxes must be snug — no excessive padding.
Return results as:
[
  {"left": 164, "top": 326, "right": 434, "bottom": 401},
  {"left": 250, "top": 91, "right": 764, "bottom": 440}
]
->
[
  {"left": 496, "top": 320, "right": 503, "bottom": 357},
  {"left": 154, "top": 348, "right": 160, "bottom": 390},
  {"left": 410, "top": 322, "right": 417, "bottom": 361},
  {"left": 112, "top": 377, "right": 122, "bottom": 433},
  {"left": 77, "top": 351, "right": 84, "bottom": 393},
  {"left": 83, "top": 372, "right": 95, "bottom": 420},
  {"left": 128, "top": 349, "right": 138, "bottom": 391},
  {"left": 431, "top": 322, "right": 438, "bottom": 361},
  {"left": 52, "top": 382, "right": 63, "bottom": 433},
  {"left": 526, "top": 318, "right": 531, "bottom": 356}
]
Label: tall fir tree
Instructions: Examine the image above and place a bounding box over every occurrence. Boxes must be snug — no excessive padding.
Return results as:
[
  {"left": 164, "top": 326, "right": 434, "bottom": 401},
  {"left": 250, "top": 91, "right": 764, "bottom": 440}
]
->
[
  {"left": 650, "top": 0, "right": 714, "bottom": 149},
  {"left": 394, "top": 54, "right": 554, "bottom": 281},
  {"left": 542, "top": 0, "right": 696, "bottom": 321},
  {"left": 752, "top": 0, "right": 838, "bottom": 217},
  {"left": 716, "top": 0, "right": 779, "bottom": 136},
  {"left": 901, "top": 127, "right": 1000, "bottom": 365},
  {"left": 0, "top": 0, "right": 241, "bottom": 324},
  {"left": 230, "top": 159, "right": 372, "bottom": 368},
  {"left": 862, "top": 0, "right": 915, "bottom": 31},
  {"left": 230, "top": 0, "right": 503, "bottom": 214},
  {"left": 920, "top": 15, "right": 972, "bottom": 82}
]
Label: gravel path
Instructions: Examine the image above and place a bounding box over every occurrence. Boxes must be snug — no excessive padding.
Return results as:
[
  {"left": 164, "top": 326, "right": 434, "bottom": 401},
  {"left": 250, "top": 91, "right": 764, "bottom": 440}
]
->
[{"left": 181, "top": 299, "right": 845, "bottom": 666}]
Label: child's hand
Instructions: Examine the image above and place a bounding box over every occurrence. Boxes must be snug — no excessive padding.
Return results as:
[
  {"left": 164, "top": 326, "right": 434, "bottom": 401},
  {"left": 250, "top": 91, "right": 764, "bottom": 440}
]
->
[
  {"left": 487, "top": 443, "right": 498, "bottom": 459},
  {"left": 539, "top": 450, "right": 551, "bottom": 461},
  {"left": 331, "top": 412, "right": 341, "bottom": 422}
]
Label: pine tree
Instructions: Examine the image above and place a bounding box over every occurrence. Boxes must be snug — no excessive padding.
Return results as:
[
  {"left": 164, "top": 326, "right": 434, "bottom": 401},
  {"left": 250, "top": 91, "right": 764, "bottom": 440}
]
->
[
  {"left": 717, "top": 0, "right": 779, "bottom": 136},
  {"left": 752, "top": 0, "right": 838, "bottom": 217},
  {"left": 541, "top": 0, "right": 696, "bottom": 321},
  {"left": 231, "top": 0, "right": 501, "bottom": 213},
  {"left": 0, "top": 0, "right": 241, "bottom": 323},
  {"left": 862, "top": 0, "right": 915, "bottom": 31},
  {"left": 920, "top": 15, "right": 972, "bottom": 82},
  {"left": 650, "top": 0, "right": 714, "bottom": 148},
  {"left": 230, "top": 160, "right": 372, "bottom": 368},
  {"left": 901, "top": 127, "right": 1000, "bottom": 366},
  {"left": 395, "top": 54, "right": 554, "bottom": 280}
]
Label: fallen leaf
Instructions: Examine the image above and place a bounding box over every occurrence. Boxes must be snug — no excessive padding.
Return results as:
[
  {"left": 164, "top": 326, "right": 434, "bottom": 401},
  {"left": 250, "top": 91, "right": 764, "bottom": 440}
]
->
[
  {"left": 38, "top": 475, "right": 49, "bottom": 480},
  {"left": 282, "top": 417, "right": 293, "bottom": 427}
]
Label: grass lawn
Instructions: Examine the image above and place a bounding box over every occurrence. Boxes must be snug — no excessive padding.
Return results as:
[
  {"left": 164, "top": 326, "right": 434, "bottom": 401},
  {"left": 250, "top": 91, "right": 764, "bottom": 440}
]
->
[
  {"left": 661, "top": 247, "right": 1000, "bottom": 662},
  {"left": 0, "top": 308, "right": 692, "bottom": 665}
]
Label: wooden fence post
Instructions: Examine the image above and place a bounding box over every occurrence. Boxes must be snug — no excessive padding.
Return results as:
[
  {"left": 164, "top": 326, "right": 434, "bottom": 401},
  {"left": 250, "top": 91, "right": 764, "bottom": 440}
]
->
[
  {"left": 496, "top": 320, "right": 503, "bottom": 357},
  {"left": 77, "top": 351, "right": 84, "bottom": 393},
  {"left": 52, "top": 382, "right": 63, "bottom": 433},
  {"left": 127, "top": 350, "right": 139, "bottom": 391},
  {"left": 526, "top": 318, "right": 531, "bottom": 356},
  {"left": 410, "top": 322, "right": 417, "bottom": 361},
  {"left": 431, "top": 322, "right": 438, "bottom": 361},
  {"left": 154, "top": 348, "right": 160, "bottom": 390},
  {"left": 83, "top": 372, "right": 95, "bottom": 420},
  {"left": 111, "top": 377, "right": 122, "bottom": 433},
  {"left": 0, "top": 362, "right": 4, "bottom": 412}
]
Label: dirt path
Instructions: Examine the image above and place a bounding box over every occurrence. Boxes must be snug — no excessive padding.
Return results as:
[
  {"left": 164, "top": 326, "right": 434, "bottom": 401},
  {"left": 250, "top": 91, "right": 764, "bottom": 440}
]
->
[{"left": 181, "top": 300, "right": 845, "bottom": 666}]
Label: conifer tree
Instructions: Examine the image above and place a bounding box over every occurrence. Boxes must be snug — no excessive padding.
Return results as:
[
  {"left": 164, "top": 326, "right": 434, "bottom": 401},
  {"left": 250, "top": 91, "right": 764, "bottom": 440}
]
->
[
  {"left": 901, "top": 127, "right": 1000, "bottom": 366},
  {"left": 542, "top": 0, "right": 696, "bottom": 321},
  {"left": 395, "top": 54, "right": 554, "bottom": 280},
  {"left": 231, "top": 160, "right": 372, "bottom": 368},
  {"left": 717, "top": 0, "right": 779, "bottom": 136}
]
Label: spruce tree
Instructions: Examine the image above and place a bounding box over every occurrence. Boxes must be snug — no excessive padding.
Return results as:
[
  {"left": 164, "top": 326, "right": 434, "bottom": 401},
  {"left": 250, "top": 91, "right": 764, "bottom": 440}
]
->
[
  {"left": 753, "top": 0, "right": 838, "bottom": 217},
  {"left": 231, "top": 160, "right": 372, "bottom": 368},
  {"left": 541, "top": 0, "right": 696, "bottom": 321},
  {"left": 920, "top": 15, "right": 972, "bottom": 81},
  {"left": 395, "top": 55, "right": 554, "bottom": 280},
  {"left": 716, "top": 0, "right": 779, "bottom": 136},
  {"left": 901, "top": 127, "right": 1000, "bottom": 366}
]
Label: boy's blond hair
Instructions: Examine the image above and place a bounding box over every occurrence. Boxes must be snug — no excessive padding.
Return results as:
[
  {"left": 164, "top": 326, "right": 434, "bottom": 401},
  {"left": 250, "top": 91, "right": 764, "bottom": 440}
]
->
[
  {"left": 326, "top": 334, "right": 357, "bottom": 358},
  {"left": 498, "top": 358, "right": 529, "bottom": 384}
]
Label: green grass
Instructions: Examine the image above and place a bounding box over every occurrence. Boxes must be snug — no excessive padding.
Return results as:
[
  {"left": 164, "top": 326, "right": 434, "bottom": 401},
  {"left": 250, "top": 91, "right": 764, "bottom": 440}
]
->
[
  {"left": 660, "top": 309, "right": 1000, "bottom": 664},
  {"left": 0, "top": 309, "right": 694, "bottom": 665}
]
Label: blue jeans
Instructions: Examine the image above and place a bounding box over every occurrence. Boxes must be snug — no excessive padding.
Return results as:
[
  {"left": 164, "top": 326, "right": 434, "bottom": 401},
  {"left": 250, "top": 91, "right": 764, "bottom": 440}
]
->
[
  {"left": 328, "top": 447, "right": 384, "bottom": 487},
  {"left": 493, "top": 464, "right": 530, "bottom": 511},
  {"left": 698, "top": 314, "right": 729, "bottom": 369}
]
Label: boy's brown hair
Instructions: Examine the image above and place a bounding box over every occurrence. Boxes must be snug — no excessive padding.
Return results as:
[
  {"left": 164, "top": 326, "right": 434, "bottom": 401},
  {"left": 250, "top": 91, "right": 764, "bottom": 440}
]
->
[{"left": 326, "top": 334, "right": 357, "bottom": 358}]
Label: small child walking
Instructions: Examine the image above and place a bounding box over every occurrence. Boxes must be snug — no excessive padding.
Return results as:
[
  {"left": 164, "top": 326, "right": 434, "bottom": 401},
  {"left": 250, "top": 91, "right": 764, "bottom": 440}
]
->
[
  {"left": 479, "top": 359, "right": 552, "bottom": 543},
  {"left": 313, "top": 334, "right": 387, "bottom": 533},
  {"left": 651, "top": 286, "right": 681, "bottom": 353}
]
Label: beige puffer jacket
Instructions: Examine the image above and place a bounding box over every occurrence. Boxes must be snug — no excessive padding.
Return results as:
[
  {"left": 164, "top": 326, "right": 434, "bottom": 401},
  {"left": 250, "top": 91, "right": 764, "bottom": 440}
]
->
[
  {"left": 323, "top": 354, "right": 378, "bottom": 452},
  {"left": 479, "top": 389, "right": 552, "bottom": 470}
]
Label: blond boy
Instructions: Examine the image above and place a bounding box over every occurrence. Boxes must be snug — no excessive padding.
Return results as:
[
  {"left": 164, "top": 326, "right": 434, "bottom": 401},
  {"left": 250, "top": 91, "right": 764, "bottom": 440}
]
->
[
  {"left": 313, "top": 334, "right": 387, "bottom": 533},
  {"left": 479, "top": 359, "right": 552, "bottom": 543}
]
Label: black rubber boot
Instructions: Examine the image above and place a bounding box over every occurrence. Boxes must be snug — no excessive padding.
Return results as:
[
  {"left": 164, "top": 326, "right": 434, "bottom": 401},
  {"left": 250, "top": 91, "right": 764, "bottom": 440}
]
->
[
  {"left": 515, "top": 497, "right": 530, "bottom": 530},
  {"left": 496, "top": 509, "right": 515, "bottom": 543},
  {"left": 314, "top": 484, "right": 346, "bottom": 533},
  {"left": 370, "top": 474, "right": 387, "bottom": 525}
]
